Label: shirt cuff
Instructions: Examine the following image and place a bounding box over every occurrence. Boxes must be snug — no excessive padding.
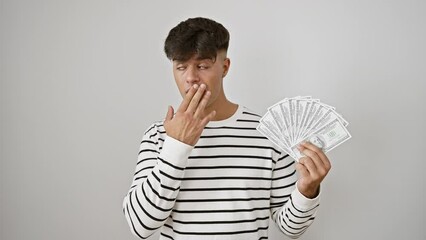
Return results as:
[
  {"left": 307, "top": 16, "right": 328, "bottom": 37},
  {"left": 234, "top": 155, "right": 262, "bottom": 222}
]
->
[
  {"left": 292, "top": 183, "right": 321, "bottom": 211},
  {"left": 159, "top": 136, "right": 194, "bottom": 168}
]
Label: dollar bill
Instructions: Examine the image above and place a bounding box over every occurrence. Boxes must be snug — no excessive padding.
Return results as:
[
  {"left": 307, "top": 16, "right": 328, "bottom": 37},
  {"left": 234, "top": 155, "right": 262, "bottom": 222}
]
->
[
  {"left": 291, "top": 118, "right": 352, "bottom": 160},
  {"left": 258, "top": 96, "right": 351, "bottom": 161},
  {"left": 256, "top": 121, "right": 296, "bottom": 159}
]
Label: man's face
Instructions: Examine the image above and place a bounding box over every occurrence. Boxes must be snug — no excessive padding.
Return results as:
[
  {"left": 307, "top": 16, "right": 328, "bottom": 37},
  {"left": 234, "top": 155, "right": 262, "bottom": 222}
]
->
[{"left": 172, "top": 51, "right": 230, "bottom": 108}]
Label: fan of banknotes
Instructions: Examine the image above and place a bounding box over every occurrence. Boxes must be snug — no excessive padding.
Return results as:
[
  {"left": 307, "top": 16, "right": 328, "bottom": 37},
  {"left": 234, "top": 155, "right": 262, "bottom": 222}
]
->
[{"left": 257, "top": 96, "right": 351, "bottom": 161}]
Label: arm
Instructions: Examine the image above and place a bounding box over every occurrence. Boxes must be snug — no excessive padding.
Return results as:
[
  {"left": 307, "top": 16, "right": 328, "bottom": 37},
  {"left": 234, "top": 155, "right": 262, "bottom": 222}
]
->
[
  {"left": 122, "top": 83, "right": 216, "bottom": 238},
  {"left": 269, "top": 154, "right": 320, "bottom": 238},
  {"left": 122, "top": 127, "right": 193, "bottom": 239},
  {"left": 270, "top": 142, "right": 331, "bottom": 238}
]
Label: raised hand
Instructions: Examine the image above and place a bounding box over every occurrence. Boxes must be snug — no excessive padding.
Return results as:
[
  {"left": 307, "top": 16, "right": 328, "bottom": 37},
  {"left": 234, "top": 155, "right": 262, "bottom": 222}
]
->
[
  {"left": 295, "top": 141, "right": 332, "bottom": 198},
  {"left": 164, "top": 84, "right": 216, "bottom": 146}
]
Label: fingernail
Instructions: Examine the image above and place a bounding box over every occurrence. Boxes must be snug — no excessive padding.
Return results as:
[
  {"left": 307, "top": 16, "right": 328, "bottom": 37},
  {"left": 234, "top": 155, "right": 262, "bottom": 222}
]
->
[
  {"left": 193, "top": 84, "right": 199, "bottom": 89},
  {"left": 200, "top": 84, "right": 206, "bottom": 89}
]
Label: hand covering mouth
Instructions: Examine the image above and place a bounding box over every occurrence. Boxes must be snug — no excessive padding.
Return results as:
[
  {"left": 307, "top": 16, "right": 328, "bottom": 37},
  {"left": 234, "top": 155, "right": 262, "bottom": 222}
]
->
[{"left": 185, "top": 84, "right": 207, "bottom": 94}]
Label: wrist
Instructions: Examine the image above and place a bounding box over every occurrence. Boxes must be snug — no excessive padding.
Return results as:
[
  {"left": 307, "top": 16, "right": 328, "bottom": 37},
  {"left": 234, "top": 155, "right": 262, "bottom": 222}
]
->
[{"left": 298, "top": 184, "right": 320, "bottom": 199}]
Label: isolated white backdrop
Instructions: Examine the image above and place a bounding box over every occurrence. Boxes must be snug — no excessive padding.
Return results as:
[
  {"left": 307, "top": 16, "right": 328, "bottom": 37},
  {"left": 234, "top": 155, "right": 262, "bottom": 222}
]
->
[{"left": 1, "top": 0, "right": 425, "bottom": 239}]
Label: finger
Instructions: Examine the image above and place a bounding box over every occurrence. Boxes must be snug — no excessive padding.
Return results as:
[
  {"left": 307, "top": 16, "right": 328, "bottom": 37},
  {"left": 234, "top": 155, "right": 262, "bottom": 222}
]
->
[
  {"left": 165, "top": 105, "right": 174, "bottom": 121},
  {"left": 187, "top": 84, "right": 207, "bottom": 113},
  {"left": 295, "top": 162, "right": 310, "bottom": 178},
  {"left": 200, "top": 110, "right": 216, "bottom": 127},
  {"left": 302, "top": 141, "right": 326, "bottom": 159},
  {"left": 297, "top": 144, "right": 306, "bottom": 153},
  {"left": 302, "top": 141, "right": 331, "bottom": 170},
  {"left": 177, "top": 84, "right": 199, "bottom": 113},
  {"left": 300, "top": 147, "right": 332, "bottom": 180},
  {"left": 299, "top": 156, "right": 318, "bottom": 175},
  {"left": 300, "top": 147, "right": 325, "bottom": 170},
  {"left": 193, "top": 90, "right": 211, "bottom": 118}
]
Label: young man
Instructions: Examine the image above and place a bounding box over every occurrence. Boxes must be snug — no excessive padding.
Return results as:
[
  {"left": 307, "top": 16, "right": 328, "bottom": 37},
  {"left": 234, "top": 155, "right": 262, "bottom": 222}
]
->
[{"left": 123, "top": 17, "right": 331, "bottom": 239}]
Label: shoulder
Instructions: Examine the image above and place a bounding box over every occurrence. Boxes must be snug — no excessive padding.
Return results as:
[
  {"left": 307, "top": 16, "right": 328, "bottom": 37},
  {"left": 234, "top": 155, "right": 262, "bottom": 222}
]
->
[
  {"left": 240, "top": 106, "right": 263, "bottom": 119},
  {"left": 142, "top": 120, "right": 167, "bottom": 141},
  {"left": 143, "top": 120, "right": 164, "bottom": 134},
  {"left": 236, "top": 106, "right": 263, "bottom": 124},
  {"left": 208, "top": 105, "right": 263, "bottom": 131}
]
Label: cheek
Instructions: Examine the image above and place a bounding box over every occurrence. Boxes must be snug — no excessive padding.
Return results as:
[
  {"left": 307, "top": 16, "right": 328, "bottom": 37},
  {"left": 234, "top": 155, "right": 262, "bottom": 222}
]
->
[
  {"left": 174, "top": 79, "right": 186, "bottom": 97},
  {"left": 207, "top": 83, "right": 221, "bottom": 100},
  {"left": 209, "top": 78, "right": 223, "bottom": 93}
]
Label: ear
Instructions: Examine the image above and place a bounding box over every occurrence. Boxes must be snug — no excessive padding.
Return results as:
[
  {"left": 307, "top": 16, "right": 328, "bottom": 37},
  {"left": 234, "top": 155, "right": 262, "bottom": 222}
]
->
[{"left": 222, "top": 57, "right": 231, "bottom": 78}]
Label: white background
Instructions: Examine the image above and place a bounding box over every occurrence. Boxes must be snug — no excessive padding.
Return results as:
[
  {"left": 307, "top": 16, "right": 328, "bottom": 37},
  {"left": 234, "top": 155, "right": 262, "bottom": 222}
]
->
[{"left": 1, "top": 0, "right": 425, "bottom": 239}]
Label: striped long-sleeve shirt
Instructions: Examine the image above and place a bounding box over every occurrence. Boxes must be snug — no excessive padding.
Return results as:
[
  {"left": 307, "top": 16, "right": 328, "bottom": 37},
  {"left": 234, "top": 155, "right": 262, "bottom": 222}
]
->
[{"left": 122, "top": 105, "right": 320, "bottom": 239}]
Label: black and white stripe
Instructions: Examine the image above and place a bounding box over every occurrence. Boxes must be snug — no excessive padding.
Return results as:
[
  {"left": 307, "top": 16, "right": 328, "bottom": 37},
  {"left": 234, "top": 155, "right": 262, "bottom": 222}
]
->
[{"left": 123, "top": 106, "right": 319, "bottom": 239}]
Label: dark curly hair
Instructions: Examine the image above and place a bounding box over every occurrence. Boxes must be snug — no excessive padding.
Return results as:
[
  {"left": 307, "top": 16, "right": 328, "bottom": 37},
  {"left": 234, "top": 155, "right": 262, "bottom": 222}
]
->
[{"left": 164, "top": 17, "right": 230, "bottom": 61}]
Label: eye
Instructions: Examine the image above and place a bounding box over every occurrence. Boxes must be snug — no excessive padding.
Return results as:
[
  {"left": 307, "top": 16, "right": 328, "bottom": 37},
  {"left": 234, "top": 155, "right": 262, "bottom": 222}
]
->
[
  {"left": 176, "top": 66, "right": 186, "bottom": 71},
  {"left": 198, "top": 65, "right": 209, "bottom": 70}
]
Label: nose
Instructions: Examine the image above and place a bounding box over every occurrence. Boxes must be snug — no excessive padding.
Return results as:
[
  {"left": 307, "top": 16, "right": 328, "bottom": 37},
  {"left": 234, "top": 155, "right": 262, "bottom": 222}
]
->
[{"left": 185, "top": 67, "right": 200, "bottom": 85}]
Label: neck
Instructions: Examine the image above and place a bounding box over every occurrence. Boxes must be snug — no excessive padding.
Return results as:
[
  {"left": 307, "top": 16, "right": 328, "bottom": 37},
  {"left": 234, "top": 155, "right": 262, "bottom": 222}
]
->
[{"left": 205, "top": 97, "right": 238, "bottom": 121}]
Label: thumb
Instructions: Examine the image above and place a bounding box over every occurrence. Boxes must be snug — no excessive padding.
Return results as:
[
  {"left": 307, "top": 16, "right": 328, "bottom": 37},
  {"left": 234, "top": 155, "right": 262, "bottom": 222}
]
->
[{"left": 165, "top": 105, "right": 174, "bottom": 121}]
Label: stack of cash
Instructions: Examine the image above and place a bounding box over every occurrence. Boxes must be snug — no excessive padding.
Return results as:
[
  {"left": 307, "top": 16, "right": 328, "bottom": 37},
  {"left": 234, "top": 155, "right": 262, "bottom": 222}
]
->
[{"left": 257, "top": 96, "right": 351, "bottom": 161}]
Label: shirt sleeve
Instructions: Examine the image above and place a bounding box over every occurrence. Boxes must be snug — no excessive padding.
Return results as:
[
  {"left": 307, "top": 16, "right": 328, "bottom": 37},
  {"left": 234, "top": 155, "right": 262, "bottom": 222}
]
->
[
  {"left": 122, "top": 124, "right": 193, "bottom": 239},
  {"left": 269, "top": 152, "right": 320, "bottom": 238}
]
